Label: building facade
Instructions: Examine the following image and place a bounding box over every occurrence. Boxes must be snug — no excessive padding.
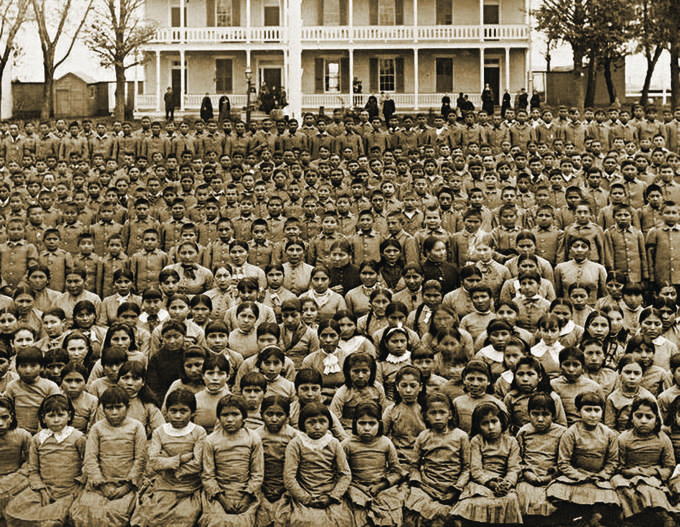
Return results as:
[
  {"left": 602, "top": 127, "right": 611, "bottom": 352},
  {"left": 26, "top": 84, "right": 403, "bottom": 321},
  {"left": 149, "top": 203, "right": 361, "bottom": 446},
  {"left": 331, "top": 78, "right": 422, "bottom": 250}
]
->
[{"left": 139, "top": 0, "right": 531, "bottom": 117}]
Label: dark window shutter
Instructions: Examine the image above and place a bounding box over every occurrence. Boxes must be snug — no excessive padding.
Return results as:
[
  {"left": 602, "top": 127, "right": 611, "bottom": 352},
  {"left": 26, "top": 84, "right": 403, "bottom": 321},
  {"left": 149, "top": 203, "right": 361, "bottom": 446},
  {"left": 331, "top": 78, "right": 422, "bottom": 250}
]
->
[
  {"left": 171, "top": 7, "right": 180, "bottom": 27},
  {"left": 395, "top": 57, "right": 404, "bottom": 93},
  {"left": 318, "top": 0, "right": 324, "bottom": 24},
  {"left": 339, "top": 0, "right": 348, "bottom": 25},
  {"left": 232, "top": 0, "right": 241, "bottom": 26},
  {"left": 315, "top": 58, "right": 324, "bottom": 93},
  {"left": 206, "top": 0, "right": 215, "bottom": 26},
  {"left": 369, "top": 0, "right": 378, "bottom": 25},
  {"left": 369, "top": 58, "right": 378, "bottom": 92},
  {"left": 340, "top": 57, "right": 349, "bottom": 92},
  {"left": 395, "top": 0, "right": 403, "bottom": 25}
]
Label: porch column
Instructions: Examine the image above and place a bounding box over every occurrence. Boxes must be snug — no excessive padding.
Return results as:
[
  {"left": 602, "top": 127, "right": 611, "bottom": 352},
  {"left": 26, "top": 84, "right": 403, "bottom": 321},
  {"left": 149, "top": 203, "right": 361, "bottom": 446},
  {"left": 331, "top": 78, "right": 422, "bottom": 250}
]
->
[
  {"left": 414, "top": 48, "right": 419, "bottom": 110},
  {"left": 288, "top": 0, "right": 302, "bottom": 118},
  {"left": 180, "top": 0, "right": 185, "bottom": 42},
  {"left": 155, "top": 50, "right": 161, "bottom": 111},
  {"left": 349, "top": 48, "right": 354, "bottom": 108},
  {"left": 479, "top": 0, "right": 484, "bottom": 41},
  {"left": 505, "top": 47, "right": 510, "bottom": 94},
  {"left": 349, "top": 0, "right": 353, "bottom": 42},
  {"left": 413, "top": 0, "right": 417, "bottom": 41},
  {"left": 180, "top": 49, "right": 186, "bottom": 111},
  {"left": 480, "top": 47, "right": 485, "bottom": 94},
  {"left": 247, "top": 0, "right": 252, "bottom": 42}
]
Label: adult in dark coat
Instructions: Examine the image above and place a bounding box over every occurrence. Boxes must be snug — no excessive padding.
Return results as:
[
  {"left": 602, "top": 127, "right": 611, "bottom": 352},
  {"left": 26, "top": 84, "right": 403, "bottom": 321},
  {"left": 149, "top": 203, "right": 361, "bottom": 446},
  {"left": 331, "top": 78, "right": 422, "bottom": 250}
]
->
[
  {"left": 218, "top": 95, "right": 231, "bottom": 124},
  {"left": 200, "top": 93, "right": 213, "bottom": 122},
  {"left": 382, "top": 93, "right": 396, "bottom": 123},
  {"left": 441, "top": 95, "right": 452, "bottom": 120},
  {"left": 481, "top": 83, "right": 494, "bottom": 116},
  {"left": 421, "top": 236, "right": 458, "bottom": 294},
  {"left": 530, "top": 89, "right": 541, "bottom": 110},
  {"left": 517, "top": 88, "right": 529, "bottom": 111},
  {"left": 501, "top": 90, "right": 512, "bottom": 118},
  {"left": 365, "top": 95, "right": 380, "bottom": 120},
  {"left": 164, "top": 87, "right": 175, "bottom": 121}
]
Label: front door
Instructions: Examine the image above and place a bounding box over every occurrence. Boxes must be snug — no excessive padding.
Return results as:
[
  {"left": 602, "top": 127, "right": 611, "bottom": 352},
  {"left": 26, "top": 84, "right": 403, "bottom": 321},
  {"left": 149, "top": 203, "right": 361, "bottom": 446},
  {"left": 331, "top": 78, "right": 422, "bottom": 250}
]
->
[
  {"left": 484, "top": 65, "right": 500, "bottom": 105},
  {"left": 56, "top": 89, "right": 70, "bottom": 116},
  {"left": 261, "top": 67, "right": 282, "bottom": 92},
  {"left": 171, "top": 69, "right": 182, "bottom": 107}
]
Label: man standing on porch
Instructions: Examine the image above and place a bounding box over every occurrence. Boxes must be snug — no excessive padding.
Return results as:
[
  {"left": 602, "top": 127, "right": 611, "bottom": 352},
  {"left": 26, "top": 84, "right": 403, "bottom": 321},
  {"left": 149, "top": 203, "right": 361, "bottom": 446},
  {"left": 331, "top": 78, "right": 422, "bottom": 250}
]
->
[{"left": 164, "top": 87, "right": 176, "bottom": 122}]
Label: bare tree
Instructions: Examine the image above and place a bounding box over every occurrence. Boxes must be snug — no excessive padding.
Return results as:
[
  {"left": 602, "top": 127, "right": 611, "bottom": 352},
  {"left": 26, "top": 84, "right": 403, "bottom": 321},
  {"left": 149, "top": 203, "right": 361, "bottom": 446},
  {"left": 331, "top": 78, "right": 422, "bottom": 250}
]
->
[
  {"left": 84, "top": 0, "right": 156, "bottom": 121},
  {"left": 32, "top": 0, "right": 94, "bottom": 119},
  {"left": 0, "top": 0, "right": 30, "bottom": 112}
]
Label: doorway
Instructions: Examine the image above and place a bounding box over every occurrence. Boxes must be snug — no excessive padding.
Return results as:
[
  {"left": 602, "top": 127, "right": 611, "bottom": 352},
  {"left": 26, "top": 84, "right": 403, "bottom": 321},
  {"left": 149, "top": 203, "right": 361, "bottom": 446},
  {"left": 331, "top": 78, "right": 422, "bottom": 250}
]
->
[
  {"left": 264, "top": 5, "right": 280, "bottom": 25},
  {"left": 484, "top": 63, "right": 500, "bottom": 105},
  {"left": 260, "top": 67, "right": 282, "bottom": 92}
]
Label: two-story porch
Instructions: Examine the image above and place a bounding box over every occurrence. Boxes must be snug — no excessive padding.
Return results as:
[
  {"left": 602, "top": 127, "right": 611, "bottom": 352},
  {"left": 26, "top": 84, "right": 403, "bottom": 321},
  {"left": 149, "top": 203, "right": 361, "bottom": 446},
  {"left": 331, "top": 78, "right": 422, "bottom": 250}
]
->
[{"left": 139, "top": 0, "right": 531, "bottom": 116}]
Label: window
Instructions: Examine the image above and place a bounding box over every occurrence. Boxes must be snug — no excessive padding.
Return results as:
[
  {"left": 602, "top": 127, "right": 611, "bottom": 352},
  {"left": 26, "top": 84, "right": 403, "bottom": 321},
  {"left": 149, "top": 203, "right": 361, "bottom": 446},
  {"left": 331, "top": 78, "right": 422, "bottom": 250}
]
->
[
  {"left": 378, "top": 0, "right": 395, "bottom": 25},
  {"left": 436, "top": 58, "right": 453, "bottom": 93},
  {"left": 217, "top": 0, "right": 232, "bottom": 26},
  {"left": 171, "top": 7, "right": 187, "bottom": 27},
  {"left": 436, "top": 0, "right": 452, "bottom": 24},
  {"left": 326, "top": 61, "right": 340, "bottom": 93},
  {"left": 88, "top": 86, "right": 96, "bottom": 99},
  {"left": 483, "top": 1, "right": 499, "bottom": 23},
  {"left": 216, "top": 59, "right": 233, "bottom": 93},
  {"left": 379, "top": 58, "right": 396, "bottom": 92},
  {"left": 137, "top": 82, "right": 144, "bottom": 95}
]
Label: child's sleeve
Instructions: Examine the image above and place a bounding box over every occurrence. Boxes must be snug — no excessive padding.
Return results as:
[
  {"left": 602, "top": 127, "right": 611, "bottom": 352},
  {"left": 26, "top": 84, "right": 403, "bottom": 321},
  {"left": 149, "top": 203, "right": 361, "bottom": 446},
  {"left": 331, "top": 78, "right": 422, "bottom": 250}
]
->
[
  {"left": 503, "top": 437, "right": 522, "bottom": 488},
  {"left": 557, "top": 427, "right": 588, "bottom": 480},
  {"left": 385, "top": 439, "right": 406, "bottom": 485},
  {"left": 26, "top": 437, "right": 46, "bottom": 491},
  {"left": 329, "top": 440, "right": 352, "bottom": 501},
  {"left": 128, "top": 422, "right": 148, "bottom": 488},
  {"left": 409, "top": 433, "right": 424, "bottom": 484},
  {"left": 175, "top": 427, "right": 207, "bottom": 478},
  {"left": 470, "top": 436, "right": 499, "bottom": 486},
  {"left": 147, "top": 403, "right": 166, "bottom": 434},
  {"left": 658, "top": 433, "right": 676, "bottom": 481},
  {"left": 149, "top": 428, "right": 181, "bottom": 472},
  {"left": 83, "top": 426, "right": 106, "bottom": 487},
  {"left": 246, "top": 432, "right": 264, "bottom": 496},
  {"left": 553, "top": 394, "right": 568, "bottom": 428},
  {"left": 283, "top": 438, "right": 313, "bottom": 504},
  {"left": 456, "top": 433, "right": 471, "bottom": 491},
  {"left": 597, "top": 427, "right": 619, "bottom": 479},
  {"left": 637, "top": 231, "right": 649, "bottom": 282},
  {"left": 603, "top": 395, "right": 617, "bottom": 429},
  {"left": 329, "top": 387, "right": 346, "bottom": 420},
  {"left": 201, "top": 437, "right": 222, "bottom": 499}
]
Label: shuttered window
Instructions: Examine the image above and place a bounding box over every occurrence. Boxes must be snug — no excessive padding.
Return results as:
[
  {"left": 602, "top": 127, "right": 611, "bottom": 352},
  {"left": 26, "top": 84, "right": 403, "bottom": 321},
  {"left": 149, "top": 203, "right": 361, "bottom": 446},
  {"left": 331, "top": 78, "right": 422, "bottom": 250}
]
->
[
  {"left": 216, "top": 0, "right": 232, "bottom": 26},
  {"left": 436, "top": 58, "right": 453, "bottom": 92}
]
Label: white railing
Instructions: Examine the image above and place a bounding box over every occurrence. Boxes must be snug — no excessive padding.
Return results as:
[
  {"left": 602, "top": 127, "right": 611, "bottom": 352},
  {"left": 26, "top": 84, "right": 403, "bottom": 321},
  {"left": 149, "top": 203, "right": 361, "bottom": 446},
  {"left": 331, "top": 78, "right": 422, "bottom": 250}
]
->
[
  {"left": 152, "top": 26, "right": 283, "bottom": 43},
  {"left": 151, "top": 24, "right": 528, "bottom": 44},
  {"left": 302, "top": 93, "right": 482, "bottom": 110},
  {"left": 301, "top": 94, "right": 353, "bottom": 108},
  {"left": 136, "top": 95, "right": 157, "bottom": 109}
]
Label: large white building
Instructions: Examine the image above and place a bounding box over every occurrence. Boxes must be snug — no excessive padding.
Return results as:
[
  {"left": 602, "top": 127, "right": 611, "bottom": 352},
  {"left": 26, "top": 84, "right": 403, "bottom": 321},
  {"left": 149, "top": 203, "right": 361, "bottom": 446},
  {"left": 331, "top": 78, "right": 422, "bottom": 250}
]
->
[{"left": 138, "top": 0, "right": 532, "bottom": 117}]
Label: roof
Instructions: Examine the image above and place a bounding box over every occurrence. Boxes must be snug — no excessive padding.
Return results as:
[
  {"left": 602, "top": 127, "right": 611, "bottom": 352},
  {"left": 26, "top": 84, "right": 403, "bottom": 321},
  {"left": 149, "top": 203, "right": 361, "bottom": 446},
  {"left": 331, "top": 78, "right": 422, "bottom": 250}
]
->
[{"left": 57, "top": 71, "right": 99, "bottom": 85}]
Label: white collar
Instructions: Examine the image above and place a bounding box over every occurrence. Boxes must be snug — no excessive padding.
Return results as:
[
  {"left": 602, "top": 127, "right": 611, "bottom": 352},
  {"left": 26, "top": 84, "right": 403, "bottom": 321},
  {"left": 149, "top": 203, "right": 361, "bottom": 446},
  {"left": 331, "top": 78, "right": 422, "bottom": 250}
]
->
[
  {"left": 560, "top": 320, "right": 576, "bottom": 336},
  {"left": 480, "top": 345, "right": 504, "bottom": 363},
  {"left": 162, "top": 422, "right": 196, "bottom": 437},
  {"left": 653, "top": 336, "right": 666, "bottom": 346},
  {"left": 386, "top": 351, "right": 411, "bottom": 364},
  {"left": 301, "top": 431, "right": 333, "bottom": 450},
  {"left": 36, "top": 426, "right": 75, "bottom": 446}
]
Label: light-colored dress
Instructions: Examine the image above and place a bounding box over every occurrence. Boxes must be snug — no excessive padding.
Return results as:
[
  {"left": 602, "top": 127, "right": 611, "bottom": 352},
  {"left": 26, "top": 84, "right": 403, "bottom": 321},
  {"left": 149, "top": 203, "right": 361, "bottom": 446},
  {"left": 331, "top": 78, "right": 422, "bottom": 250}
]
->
[
  {"left": 131, "top": 422, "right": 207, "bottom": 527},
  {"left": 343, "top": 435, "right": 407, "bottom": 527},
  {"left": 546, "top": 421, "right": 620, "bottom": 507},
  {"left": 453, "top": 433, "right": 523, "bottom": 524},
  {"left": 382, "top": 402, "right": 426, "bottom": 470},
  {"left": 71, "top": 418, "right": 147, "bottom": 527},
  {"left": 277, "top": 432, "right": 353, "bottom": 527},
  {"left": 611, "top": 430, "right": 675, "bottom": 517},
  {"left": 6, "top": 427, "right": 85, "bottom": 527},
  {"left": 405, "top": 428, "right": 470, "bottom": 523},
  {"left": 516, "top": 422, "right": 566, "bottom": 516},
  {"left": 254, "top": 424, "right": 298, "bottom": 527},
  {"left": 199, "top": 427, "right": 263, "bottom": 527},
  {"left": 0, "top": 428, "right": 31, "bottom": 515}
]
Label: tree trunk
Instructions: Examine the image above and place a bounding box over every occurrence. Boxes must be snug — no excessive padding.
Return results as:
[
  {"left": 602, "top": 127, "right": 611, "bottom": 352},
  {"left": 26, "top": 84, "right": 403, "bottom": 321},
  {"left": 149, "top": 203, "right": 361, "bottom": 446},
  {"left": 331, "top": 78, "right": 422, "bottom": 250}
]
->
[
  {"left": 640, "top": 45, "right": 664, "bottom": 107},
  {"left": 672, "top": 35, "right": 680, "bottom": 110},
  {"left": 114, "top": 64, "right": 126, "bottom": 122},
  {"left": 603, "top": 58, "right": 617, "bottom": 104},
  {"left": 41, "top": 61, "right": 55, "bottom": 119},
  {"left": 572, "top": 46, "right": 585, "bottom": 110},
  {"left": 584, "top": 51, "right": 597, "bottom": 108}
]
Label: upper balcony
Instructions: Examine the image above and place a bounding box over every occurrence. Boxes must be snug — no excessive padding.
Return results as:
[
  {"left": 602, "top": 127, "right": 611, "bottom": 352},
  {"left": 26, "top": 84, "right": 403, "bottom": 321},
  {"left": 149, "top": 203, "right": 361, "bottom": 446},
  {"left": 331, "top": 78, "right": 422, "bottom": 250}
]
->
[{"left": 149, "top": 23, "right": 529, "bottom": 45}]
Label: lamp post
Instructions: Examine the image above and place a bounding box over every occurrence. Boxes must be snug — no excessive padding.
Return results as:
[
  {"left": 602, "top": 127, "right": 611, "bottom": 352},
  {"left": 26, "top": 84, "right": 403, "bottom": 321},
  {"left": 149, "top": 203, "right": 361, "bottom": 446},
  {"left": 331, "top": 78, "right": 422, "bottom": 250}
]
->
[{"left": 245, "top": 67, "right": 253, "bottom": 126}]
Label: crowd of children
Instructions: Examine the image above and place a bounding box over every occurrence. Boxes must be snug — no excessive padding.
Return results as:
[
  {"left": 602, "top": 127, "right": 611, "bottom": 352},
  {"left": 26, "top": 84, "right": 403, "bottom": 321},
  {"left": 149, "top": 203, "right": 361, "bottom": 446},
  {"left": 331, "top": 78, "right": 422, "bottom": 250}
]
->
[{"left": 0, "top": 103, "right": 679, "bottom": 526}]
